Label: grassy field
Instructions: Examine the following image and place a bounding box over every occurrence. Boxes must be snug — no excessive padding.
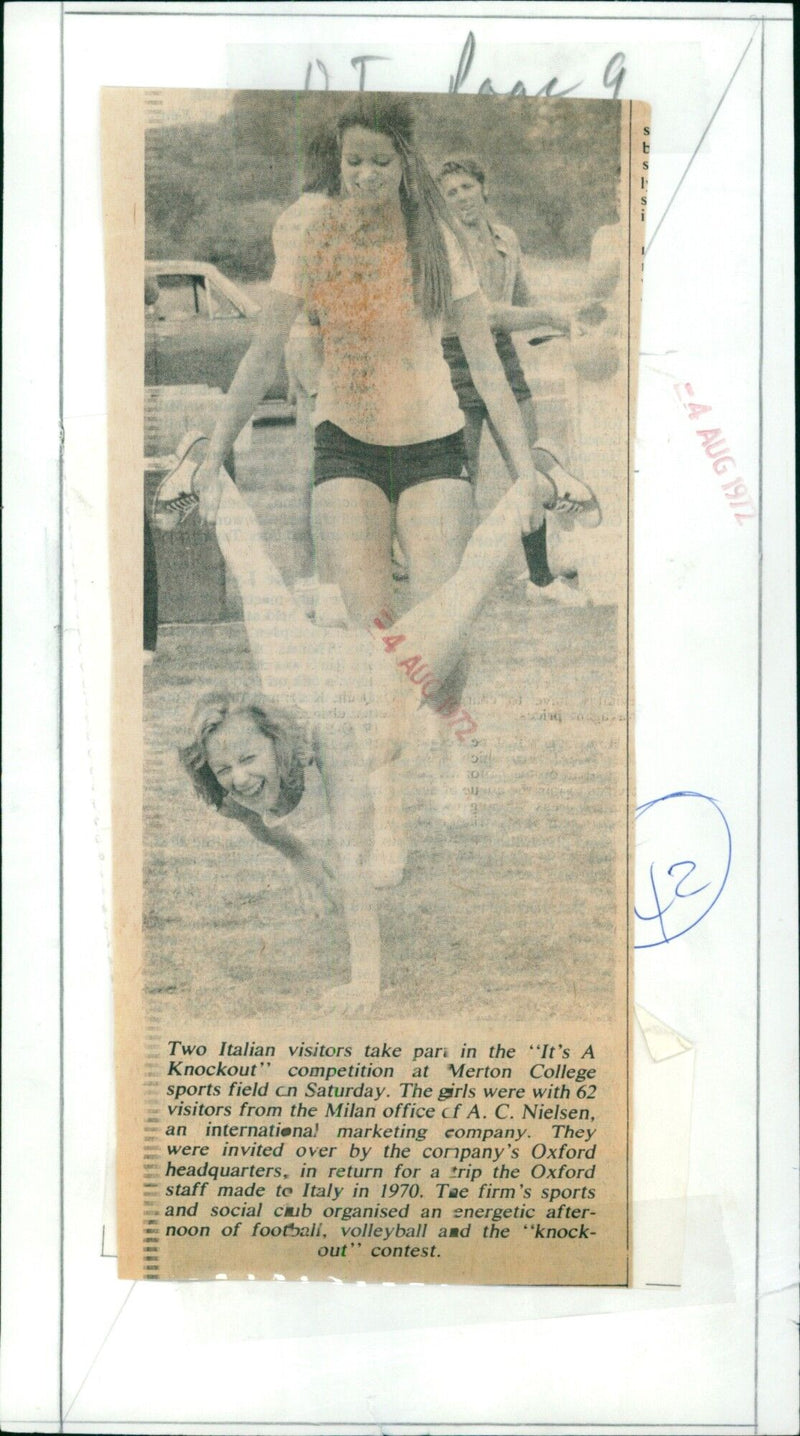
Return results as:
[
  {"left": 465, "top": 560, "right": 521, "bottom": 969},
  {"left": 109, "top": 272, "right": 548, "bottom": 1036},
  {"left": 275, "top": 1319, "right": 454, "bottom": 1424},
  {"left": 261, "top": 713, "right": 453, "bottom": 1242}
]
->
[{"left": 144, "top": 414, "right": 626, "bottom": 1025}]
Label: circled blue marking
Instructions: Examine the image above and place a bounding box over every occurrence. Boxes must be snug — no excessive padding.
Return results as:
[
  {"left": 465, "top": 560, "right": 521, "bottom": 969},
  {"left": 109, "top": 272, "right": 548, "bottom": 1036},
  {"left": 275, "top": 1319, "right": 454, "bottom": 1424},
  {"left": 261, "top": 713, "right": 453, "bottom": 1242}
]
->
[{"left": 634, "top": 791, "right": 732, "bottom": 949}]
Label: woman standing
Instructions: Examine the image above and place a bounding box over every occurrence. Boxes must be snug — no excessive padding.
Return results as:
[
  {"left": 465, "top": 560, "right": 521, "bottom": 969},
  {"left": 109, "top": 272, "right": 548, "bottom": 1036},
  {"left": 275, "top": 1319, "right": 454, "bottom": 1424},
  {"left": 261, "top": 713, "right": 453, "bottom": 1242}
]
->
[{"left": 191, "top": 97, "right": 563, "bottom": 867}]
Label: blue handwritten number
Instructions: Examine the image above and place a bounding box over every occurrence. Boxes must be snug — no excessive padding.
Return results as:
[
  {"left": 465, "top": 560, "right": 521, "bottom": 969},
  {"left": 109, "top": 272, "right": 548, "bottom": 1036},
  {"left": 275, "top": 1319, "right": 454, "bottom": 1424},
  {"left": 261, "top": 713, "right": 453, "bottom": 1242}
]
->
[
  {"left": 636, "top": 860, "right": 711, "bottom": 945},
  {"left": 668, "top": 860, "right": 710, "bottom": 901},
  {"left": 634, "top": 791, "right": 732, "bottom": 949},
  {"left": 639, "top": 863, "right": 670, "bottom": 946}
]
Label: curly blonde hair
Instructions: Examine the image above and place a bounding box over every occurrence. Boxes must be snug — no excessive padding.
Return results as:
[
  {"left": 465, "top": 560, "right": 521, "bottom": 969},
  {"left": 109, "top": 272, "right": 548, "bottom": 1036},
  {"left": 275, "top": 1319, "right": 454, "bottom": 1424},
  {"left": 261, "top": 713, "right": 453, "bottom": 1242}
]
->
[{"left": 179, "top": 693, "right": 313, "bottom": 818}]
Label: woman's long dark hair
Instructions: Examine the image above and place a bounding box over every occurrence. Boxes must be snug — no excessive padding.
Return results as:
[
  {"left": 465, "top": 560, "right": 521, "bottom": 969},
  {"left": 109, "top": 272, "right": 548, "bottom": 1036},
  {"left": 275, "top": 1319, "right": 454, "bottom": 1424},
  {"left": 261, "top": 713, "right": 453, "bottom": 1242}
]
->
[
  {"left": 334, "top": 95, "right": 466, "bottom": 324},
  {"left": 302, "top": 123, "right": 340, "bottom": 196}
]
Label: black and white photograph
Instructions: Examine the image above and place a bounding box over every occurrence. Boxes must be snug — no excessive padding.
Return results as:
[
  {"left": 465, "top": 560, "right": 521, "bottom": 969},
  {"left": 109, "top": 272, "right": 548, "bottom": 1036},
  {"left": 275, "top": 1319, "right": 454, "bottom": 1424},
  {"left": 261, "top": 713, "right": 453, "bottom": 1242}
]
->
[{"left": 140, "top": 90, "right": 638, "bottom": 1026}]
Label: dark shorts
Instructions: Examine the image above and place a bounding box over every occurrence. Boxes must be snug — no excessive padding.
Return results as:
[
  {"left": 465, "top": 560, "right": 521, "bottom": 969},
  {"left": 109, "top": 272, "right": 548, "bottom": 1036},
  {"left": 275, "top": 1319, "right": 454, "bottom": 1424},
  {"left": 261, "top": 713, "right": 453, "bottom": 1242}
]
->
[
  {"left": 313, "top": 420, "right": 470, "bottom": 501},
  {"left": 442, "top": 331, "right": 532, "bottom": 410}
]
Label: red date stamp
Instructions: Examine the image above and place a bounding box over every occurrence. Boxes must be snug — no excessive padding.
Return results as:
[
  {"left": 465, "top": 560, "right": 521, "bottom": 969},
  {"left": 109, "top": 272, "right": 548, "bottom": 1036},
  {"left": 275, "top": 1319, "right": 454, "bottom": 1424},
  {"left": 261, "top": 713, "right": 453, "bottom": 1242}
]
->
[
  {"left": 371, "top": 605, "right": 478, "bottom": 741},
  {"left": 673, "top": 381, "right": 757, "bottom": 526}
]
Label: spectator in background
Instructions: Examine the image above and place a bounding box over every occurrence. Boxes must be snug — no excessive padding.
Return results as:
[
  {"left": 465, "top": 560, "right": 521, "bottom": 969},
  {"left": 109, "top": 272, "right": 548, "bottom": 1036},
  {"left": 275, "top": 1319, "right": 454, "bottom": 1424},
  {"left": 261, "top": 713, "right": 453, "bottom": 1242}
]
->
[
  {"left": 437, "top": 156, "right": 600, "bottom": 605},
  {"left": 437, "top": 157, "right": 577, "bottom": 497}
]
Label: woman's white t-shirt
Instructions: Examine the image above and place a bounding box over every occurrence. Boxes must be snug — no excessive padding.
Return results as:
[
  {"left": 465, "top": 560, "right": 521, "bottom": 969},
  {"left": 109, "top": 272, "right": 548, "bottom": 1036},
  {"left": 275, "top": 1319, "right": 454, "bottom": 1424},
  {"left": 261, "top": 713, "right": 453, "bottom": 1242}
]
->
[
  {"left": 271, "top": 192, "right": 330, "bottom": 345},
  {"left": 270, "top": 202, "right": 479, "bottom": 447}
]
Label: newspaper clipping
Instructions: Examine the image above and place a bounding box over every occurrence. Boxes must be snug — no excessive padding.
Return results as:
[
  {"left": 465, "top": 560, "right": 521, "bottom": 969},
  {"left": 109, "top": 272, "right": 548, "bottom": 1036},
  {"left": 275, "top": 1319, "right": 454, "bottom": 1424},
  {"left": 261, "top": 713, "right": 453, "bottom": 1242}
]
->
[{"left": 104, "top": 88, "right": 648, "bottom": 1283}]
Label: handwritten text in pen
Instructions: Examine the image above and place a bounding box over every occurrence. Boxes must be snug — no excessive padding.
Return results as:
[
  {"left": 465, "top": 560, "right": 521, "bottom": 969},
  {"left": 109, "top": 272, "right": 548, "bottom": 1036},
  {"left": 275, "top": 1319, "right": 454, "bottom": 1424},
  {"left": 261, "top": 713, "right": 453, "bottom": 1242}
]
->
[
  {"left": 634, "top": 791, "right": 732, "bottom": 949},
  {"left": 304, "top": 32, "right": 627, "bottom": 101}
]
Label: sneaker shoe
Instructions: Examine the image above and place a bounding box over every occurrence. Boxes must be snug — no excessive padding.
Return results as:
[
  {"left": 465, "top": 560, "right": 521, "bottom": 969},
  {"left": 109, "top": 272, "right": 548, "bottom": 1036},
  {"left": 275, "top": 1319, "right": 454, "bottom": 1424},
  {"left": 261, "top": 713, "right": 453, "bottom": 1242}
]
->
[
  {"left": 535, "top": 449, "right": 602, "bottom": 529},
  {"left": 525, "top": 572, "right": 592, "bottom": 607},
  {"left": 521, "top": 507, "right": 583, "bottom": 590},
  {"left": 151, "top": 432, "right": 208, "bottom": 531}
]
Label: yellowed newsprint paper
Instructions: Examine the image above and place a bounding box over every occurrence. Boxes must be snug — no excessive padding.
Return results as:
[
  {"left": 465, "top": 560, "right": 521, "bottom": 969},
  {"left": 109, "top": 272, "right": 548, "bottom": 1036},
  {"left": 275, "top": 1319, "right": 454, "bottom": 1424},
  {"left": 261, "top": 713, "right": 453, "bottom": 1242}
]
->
[{"left": 104, "top": 88, "right": 648, "bottom": 1285}]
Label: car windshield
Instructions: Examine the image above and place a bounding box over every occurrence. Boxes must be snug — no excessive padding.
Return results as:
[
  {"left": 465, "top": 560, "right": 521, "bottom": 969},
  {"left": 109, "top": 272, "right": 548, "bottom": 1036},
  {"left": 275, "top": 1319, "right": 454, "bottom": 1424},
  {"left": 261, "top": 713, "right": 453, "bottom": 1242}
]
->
[{"left": 150, "top": 274, "right": 207, "bottom": 318}]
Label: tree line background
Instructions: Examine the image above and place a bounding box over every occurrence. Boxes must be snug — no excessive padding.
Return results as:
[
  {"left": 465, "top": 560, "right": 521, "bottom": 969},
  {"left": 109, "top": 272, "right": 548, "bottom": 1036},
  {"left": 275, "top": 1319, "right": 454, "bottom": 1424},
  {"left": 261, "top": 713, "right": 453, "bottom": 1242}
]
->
[{"left": 146, "top": 91, "right": 620, "bottom": 283}]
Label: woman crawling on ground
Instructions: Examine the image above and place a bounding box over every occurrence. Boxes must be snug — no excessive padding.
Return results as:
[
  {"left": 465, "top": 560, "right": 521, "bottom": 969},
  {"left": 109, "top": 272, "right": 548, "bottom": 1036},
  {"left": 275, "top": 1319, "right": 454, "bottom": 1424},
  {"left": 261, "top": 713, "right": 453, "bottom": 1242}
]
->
[{"left": 159, "top": 438, "right": 553, "bottom": 1012}]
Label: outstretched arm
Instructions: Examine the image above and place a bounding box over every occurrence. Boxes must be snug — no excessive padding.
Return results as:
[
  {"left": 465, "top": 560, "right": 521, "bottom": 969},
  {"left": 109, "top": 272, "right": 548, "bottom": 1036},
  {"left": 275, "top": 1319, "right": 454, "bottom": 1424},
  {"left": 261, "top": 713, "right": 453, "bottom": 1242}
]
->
[
  {"left": 452, "top": 291, "right": 546, "bottom": 523},
  {"left": 316, "top": 725, "right": 381, "bottom": 1012},
  {"left": 194, "top": 289, "right": 301, "bottom": 520},
  {"left": 228, "top": 805, "right": 338, "bottom": 917},
  {"left": 486, "top": 298, "right": 571, "bottom": 333},
  {"left": 487, "top": 246, "right": 572, "bottom": 332}
]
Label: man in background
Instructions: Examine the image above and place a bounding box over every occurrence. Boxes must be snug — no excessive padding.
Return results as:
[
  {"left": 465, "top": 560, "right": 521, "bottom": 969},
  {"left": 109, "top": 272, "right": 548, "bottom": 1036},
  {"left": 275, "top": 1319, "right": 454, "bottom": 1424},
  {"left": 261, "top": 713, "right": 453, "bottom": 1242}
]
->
[
  {"left": 437, "top": 157, "right": 574, "bottom": 488},
  {"left": 438, "top": 156, "right": 591, "bottom": 605}
]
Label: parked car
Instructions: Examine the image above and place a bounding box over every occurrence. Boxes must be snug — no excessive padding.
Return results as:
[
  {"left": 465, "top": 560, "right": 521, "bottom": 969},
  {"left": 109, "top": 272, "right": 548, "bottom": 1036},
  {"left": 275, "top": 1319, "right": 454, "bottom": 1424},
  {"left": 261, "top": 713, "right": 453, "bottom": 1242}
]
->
[{"left": 144, "top": 260, "right": 294, "bottom": 421}]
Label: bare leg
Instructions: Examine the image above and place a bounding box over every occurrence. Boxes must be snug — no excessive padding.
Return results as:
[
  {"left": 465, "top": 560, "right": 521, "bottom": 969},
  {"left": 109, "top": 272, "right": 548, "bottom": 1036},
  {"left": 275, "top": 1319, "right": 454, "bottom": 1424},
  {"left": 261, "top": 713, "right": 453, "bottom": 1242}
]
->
[
  {"left": 380, "top": 480, "right": 534, "bottom": 697},
  {"left": 284, "top": 331, "right": 325, "bottom": 587},
  {"left": 311, "top": 475, "right": 404, "bottom": 879},
  {"left": 390, "top": 475, "right": 473, "bottom": 845},
  {"left": 312, "top": 477, "right": 393, "bottom": 628},
  {"left": 368, "top": 478, "right": 533, "bottom": 828},
  {"left": 395, "top": 477, "right": 474, "bottom": 706},
  {"left": 485, "top": 398, "right": 569, "bottom": 586},
  {"left": 214, "top": 471, "right": 318, "bottom": 706},
  {"left": 394, "top": 476, "right": 475, "bottom": 820},
  {"left": 289, "top": 386, "right": 318, "bottom": 585}
]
